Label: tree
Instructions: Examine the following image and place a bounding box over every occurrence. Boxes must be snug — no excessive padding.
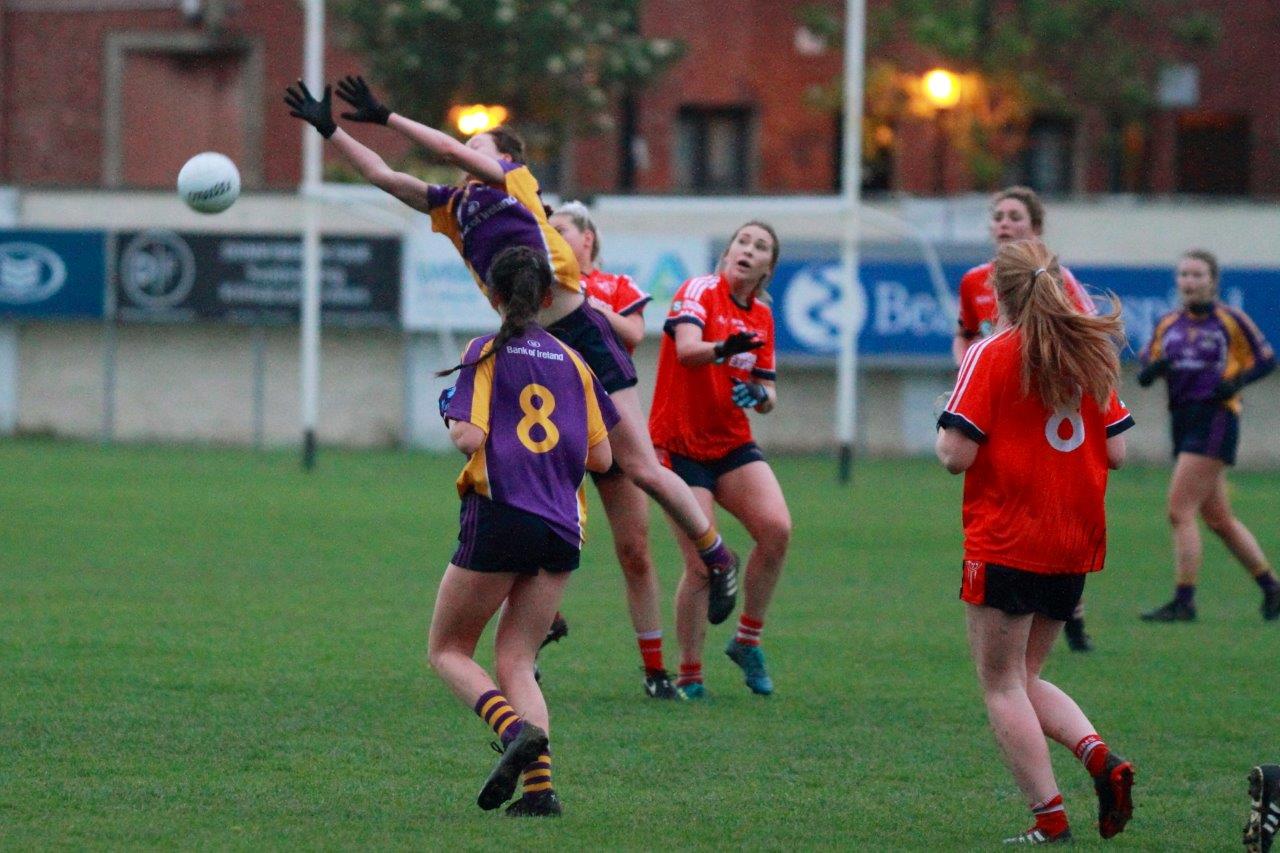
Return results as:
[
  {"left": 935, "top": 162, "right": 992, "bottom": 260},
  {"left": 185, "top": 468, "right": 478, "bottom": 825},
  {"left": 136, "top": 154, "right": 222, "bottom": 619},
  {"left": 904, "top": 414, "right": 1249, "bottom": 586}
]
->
[
  {"left": 802, "top": 0, "right": 1219, "bottom": 191},
  {"left": 334, "top": 0, "right": 682, "bottom": 186}
]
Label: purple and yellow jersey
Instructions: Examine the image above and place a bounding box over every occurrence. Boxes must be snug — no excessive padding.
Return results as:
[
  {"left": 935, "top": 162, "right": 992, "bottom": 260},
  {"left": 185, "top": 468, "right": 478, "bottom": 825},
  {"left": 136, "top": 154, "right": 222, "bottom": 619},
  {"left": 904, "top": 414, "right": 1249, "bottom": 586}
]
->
[
  {"left": 1142, "top": 304, "right": 1275, "bottom": 413},
  {"left": 445, "top": 325, "right": 619, "bottom": 547},
  {"left": 425, "top": 161, "right": 581, "bottom": 297}
]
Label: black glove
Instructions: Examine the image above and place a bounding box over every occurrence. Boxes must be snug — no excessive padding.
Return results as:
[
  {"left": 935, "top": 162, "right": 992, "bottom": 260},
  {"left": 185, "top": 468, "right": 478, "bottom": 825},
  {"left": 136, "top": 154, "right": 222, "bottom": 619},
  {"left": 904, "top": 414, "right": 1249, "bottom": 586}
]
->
[
  {"left": 1210, "top": 378, "right": 1241, "bottom": 403},
  {"left": 284, "top": 80, "right": 336, "bottom": 139},
  {"left": 1136, "top": 357, "right": 1170, "bottom": 388},
  {"left": 731, "top": 378, "right": 768, "bottom": 409},
  {"left": 336, "top": 75, "right": 391, "bottom": 125},
  {"left": 713, "top": 331, "right": 763, "bottom": 363},
  {"left": 438, "top": 385, "right": 456, "bottom": 423}
]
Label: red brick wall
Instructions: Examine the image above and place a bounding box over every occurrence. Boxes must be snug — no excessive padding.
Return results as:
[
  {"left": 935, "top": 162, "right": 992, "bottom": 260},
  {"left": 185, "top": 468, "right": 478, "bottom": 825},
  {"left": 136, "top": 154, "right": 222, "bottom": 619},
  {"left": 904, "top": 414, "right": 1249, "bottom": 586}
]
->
[
  {"left": 4, "top": 1, "right": 1279, "bottom": 197},
  {"left": 0, "top": 2, "right": 402, "bottom": 189}
]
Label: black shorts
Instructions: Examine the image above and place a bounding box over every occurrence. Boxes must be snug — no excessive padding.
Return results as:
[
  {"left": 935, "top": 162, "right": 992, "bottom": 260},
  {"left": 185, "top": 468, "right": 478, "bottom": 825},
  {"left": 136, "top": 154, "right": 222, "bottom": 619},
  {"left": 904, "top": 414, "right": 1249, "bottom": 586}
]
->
[
  {"left": 1171, "top": 403, "right": 1239, "bottom": 466},
  {"left": 959, "top": 561, "right": 1086, "bottom": 622},
  {"left": 452, "top": 493, "right": 580, "bottom": 575},
  {"left": 660, "top": 443, "right": 766, "bottom": 491},
  {"left": 546, "top": 302, "right": 638, "bottom": 394}
]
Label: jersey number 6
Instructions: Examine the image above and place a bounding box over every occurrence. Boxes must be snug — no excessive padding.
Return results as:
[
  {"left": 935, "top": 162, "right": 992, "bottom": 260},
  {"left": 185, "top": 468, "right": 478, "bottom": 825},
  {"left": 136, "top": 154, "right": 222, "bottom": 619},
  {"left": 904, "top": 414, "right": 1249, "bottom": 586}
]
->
[
  {"left": 517, "top": 383, "right": 560, "bottom": 453},
  {"left": 1044, "top": 406, "right": 1085, "bottom": 453}
]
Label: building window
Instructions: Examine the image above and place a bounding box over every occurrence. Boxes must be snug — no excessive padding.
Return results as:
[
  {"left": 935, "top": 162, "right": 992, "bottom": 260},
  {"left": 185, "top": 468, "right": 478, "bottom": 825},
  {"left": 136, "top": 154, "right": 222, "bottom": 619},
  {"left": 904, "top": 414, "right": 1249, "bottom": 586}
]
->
[
  {"left": 1013, "top": 116, "right": 1074, "bottom": 195},
  {"left": 1177, "top": 113, "right": 1250, "bottom": 195},
  {"left": 675, "top": 107, "right": 752, "bottom": 192}
]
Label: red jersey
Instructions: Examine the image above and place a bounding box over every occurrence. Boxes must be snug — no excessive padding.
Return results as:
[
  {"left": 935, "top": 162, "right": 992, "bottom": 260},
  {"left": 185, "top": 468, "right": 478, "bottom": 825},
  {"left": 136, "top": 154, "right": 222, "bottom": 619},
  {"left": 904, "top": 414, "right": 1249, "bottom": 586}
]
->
[
  {"left": 582, "top": 268, "right": 651, "bottom": 353},
  {"left": 957, "top": 261, "right": 1094, "bottom": 339},
  {"left": 940, "top": 329, "right": 1134, "bottom": 574},
  {"left": 649, "top": 274, "right": 776, "bottom": 461}
]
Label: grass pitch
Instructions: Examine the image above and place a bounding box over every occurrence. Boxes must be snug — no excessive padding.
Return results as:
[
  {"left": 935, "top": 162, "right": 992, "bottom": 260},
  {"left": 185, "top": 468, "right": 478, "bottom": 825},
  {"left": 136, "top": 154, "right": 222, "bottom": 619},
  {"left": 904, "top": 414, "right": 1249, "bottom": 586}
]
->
[{"left": 1, "top": 439, "right": 1275, "bottom": 849}]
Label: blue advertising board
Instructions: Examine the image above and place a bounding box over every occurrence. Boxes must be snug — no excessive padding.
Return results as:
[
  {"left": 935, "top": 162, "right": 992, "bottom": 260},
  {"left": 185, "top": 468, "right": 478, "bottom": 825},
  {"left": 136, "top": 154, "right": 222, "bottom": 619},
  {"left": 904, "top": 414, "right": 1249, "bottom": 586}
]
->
[
  {"left": 0, "top": 230, "right": 107, "bottom": 320},
  {"left": 766, "top": 253, "right": 1280, "bottom": 361}
]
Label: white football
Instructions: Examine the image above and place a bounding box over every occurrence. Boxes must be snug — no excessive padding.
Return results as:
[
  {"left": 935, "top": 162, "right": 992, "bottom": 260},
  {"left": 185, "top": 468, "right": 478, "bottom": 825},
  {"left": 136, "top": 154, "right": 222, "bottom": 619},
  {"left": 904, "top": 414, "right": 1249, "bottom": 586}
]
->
[{"left": 177, "top": 152, "right": 240, "bottom": 214}]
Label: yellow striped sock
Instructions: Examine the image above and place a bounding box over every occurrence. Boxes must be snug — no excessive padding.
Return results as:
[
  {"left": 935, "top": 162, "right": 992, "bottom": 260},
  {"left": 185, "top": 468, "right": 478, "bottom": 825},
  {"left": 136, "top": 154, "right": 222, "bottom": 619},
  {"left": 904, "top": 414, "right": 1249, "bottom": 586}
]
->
[
  {"left": 521, "top": 752, "right": 553, "bottom": 794},
  {"left": 474, "top": 690, "right": 523, "bottom": 742}
]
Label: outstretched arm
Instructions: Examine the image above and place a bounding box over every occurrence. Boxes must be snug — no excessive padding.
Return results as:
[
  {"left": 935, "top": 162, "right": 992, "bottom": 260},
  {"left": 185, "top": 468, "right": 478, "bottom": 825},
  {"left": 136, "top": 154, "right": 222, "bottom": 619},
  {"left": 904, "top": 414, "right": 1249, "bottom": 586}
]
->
[
  {"left": 386, "top": 114, "right": 506, "bottom": 183},
  {"left": 335, "top": 75, "right": 506, "bottom": 184},
  {"left": 284, "top": 79, "right": 430, "bottom": 212},
  {"left": 328, "top": 129, "right": 430, "bottom": 212}
]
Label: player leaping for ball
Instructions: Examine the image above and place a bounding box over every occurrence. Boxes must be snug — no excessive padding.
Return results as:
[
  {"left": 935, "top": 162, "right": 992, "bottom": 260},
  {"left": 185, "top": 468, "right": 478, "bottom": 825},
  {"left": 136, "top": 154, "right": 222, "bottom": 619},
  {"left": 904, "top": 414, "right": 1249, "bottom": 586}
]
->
[{"left": 283, "top": 78, "right": 743, "bottom": 636}]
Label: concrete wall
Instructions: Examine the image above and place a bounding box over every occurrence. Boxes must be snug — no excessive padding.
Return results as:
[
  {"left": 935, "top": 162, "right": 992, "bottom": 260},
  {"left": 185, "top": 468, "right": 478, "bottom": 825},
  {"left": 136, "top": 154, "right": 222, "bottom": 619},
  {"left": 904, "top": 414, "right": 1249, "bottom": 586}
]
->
[{"left": 6, "top": 189, "right": 1280, "bottom": 466}]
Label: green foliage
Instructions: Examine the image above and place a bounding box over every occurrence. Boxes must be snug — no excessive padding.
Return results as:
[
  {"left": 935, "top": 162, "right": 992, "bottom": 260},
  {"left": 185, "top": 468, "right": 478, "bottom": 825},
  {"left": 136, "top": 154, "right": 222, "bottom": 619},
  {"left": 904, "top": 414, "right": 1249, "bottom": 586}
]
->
[
  {"left": 333, "top": 0, "right": 682, "bottom": 136},
  {"left": 843, "top": 1, "right": 1221, "bottom": 188},
  {"left": 1, "top": 441, "right": 1277, "bottom": 846},
  {"left": 883, "top": 0, "right": 1219, "bottom": 122}
]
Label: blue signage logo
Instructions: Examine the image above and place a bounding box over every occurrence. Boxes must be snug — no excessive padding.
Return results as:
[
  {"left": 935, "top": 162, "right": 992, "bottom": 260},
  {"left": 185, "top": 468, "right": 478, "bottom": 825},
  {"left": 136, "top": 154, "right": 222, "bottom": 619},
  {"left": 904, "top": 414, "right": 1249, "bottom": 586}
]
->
[{"left": 0, "top": 241, "right": 67, "bottom": 304}]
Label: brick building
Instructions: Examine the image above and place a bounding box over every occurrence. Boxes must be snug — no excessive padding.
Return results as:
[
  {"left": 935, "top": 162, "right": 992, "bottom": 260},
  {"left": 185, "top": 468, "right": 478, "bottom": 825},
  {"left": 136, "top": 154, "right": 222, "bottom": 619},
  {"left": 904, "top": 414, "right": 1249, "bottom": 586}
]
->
[{"left": 2, "top": 0, "right": 1278, "bottom": 198}]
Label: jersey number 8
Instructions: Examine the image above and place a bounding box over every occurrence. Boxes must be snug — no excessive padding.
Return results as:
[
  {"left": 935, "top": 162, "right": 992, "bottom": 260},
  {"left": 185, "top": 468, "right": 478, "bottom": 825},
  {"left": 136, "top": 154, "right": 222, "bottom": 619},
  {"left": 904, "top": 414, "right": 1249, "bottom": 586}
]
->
[{"left": 517, "top": 383, "right": 560, "bottom": 453}]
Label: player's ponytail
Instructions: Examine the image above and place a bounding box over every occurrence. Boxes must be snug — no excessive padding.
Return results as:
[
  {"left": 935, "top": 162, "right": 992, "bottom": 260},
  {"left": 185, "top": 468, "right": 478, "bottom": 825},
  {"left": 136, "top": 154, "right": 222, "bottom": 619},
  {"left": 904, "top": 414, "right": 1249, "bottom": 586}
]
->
[
  {"left": 992, "top": 239, "right": 1124, "bottom": 411},
  {"left": 436, "top": 246, "right": 552, "bottom": 377}
]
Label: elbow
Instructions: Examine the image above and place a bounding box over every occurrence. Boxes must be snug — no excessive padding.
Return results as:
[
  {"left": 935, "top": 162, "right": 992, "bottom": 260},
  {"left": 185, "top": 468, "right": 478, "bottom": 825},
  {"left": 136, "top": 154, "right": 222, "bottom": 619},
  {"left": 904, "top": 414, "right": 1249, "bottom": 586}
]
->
[
  {"left": 1107, "top": 438, "right": 1127, "bottom": 470},
  {"left": 454, "top": 436, "right": 483, "bottom": 456},
  {"left": 675, "top": 347, "right": 703, "bottom": 367},
  {"left": 368, "top": 167, "right": 400, "bottom": 193}
]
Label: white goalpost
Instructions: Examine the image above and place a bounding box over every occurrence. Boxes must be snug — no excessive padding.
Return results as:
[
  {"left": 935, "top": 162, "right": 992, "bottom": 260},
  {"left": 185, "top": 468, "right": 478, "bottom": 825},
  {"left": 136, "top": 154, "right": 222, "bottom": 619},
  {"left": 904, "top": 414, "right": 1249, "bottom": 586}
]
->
[{"left": 835, "top": 0, "right": 867, "bottom": 483}]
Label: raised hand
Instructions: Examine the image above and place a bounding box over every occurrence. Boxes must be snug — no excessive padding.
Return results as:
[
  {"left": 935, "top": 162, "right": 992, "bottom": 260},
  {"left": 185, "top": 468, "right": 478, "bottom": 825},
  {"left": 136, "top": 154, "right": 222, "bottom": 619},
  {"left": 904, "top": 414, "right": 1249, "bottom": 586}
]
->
[
  {"left": 714, "top": 331, "right": 764, "bottom": 362},
  {"left": 283, "top": 80, "right": 336, "bottom": 139},
  {"left": 336, "top": 75, "right": 391, "bottom": 125}
]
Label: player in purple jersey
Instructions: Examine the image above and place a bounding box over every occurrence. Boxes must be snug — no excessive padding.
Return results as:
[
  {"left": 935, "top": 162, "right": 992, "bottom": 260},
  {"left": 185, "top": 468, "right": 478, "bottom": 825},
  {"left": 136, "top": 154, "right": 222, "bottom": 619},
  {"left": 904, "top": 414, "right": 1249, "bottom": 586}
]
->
[
  {"left": 284, "top": 78, "right": 743, "bottom": 649},
  {"left": 1137, "top": 250, "right": 1279, "bottom": 623},
  {"left": 427, "top": 247, "right": 619, "bottom": 818}
]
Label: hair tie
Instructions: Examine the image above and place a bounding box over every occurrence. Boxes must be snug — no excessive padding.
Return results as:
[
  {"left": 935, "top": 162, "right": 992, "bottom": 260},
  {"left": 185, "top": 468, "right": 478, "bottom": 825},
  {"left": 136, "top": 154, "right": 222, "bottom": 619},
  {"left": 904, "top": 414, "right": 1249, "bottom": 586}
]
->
[{"left": 1031, "top": 267, "right": 1047, "bottom": 282}]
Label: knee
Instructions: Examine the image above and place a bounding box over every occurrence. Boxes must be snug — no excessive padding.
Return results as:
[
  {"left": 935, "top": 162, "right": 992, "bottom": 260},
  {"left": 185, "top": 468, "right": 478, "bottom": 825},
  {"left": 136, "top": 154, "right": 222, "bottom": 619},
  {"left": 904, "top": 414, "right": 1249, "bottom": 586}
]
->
[
  {"left": 1203, "top": 511, "right": 1235, "bottom": 537},
  {"left": 1168, "top": 507, "right": 1195, "bottom": 528},
  {"left": 754, "top": 516, "right": 792, "bottom": 560},
  {"left": 615, "top": 535, "right": 652, "bottom": 579},
  {"left": 975, "top": 664, "right": 1025, "bottom": 696},
  {"left": 426, "top": 639, "right": 453, "bottom": 675}
]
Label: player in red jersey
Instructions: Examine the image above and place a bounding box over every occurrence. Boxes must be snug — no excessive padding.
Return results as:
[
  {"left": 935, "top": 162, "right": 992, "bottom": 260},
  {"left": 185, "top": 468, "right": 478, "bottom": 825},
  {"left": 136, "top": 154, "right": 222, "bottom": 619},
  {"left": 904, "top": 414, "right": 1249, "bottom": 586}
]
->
[
  {"left": 551, "top": 201, "right": 650, "bottom": 353},
  {"left": 954, "top": 187, "right": 1095, "bottom": 363},
  {"left": 937, "top": 239, "right": 1136, "bottom": 845},
  {"left": 953, "top": 186, "right": 1098, "bottom": 653},
  {"left": 545, "top": 201, "right": 680, "bottom": 700},
  {"left": 649, "top": 222, "right": 792, "bottom": 699}
]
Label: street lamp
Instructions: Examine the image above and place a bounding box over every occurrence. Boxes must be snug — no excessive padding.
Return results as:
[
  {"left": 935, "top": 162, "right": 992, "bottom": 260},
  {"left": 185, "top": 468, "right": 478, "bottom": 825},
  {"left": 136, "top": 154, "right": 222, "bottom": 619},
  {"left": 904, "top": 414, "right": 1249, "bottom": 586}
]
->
[
  {"left": 922, "top": 68, "right": 960, "bottom": 109},
  {"left": 921, "top": 68, "right": 960, "bottom": 195},
  {"left": 449, "top": 104, "right": 509, "bottom": 136}
]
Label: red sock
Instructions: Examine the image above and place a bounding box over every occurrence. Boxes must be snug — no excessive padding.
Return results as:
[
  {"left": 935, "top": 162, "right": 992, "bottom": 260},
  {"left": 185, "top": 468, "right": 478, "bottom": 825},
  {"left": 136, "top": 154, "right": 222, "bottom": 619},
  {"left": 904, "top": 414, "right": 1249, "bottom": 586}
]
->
[
  {"left": 1074, "top": 733, "right": 1111, "bottom": 776},
  {"left": 636, "top": 630, "right": 665, "bottom": 673},
  {"left": 1031, "top": 793, "right": 1069, "bottom": 837},
  {"left": 676, "top": 662, "right": 702, "bottom": 686},
  {"left": 734, "top": 615, "right": 764, "bottom": 647}
]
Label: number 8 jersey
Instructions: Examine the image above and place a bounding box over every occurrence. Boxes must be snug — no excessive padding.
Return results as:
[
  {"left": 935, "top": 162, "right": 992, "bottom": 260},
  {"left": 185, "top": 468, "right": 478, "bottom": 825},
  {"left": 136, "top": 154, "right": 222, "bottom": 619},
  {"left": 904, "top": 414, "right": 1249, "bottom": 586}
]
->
[
  {"left": 939, "top": 328, "right": 1135, "bottom": 574},
  {"left": 445, "top": 326, "right": 620, "bottom": 547}
]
